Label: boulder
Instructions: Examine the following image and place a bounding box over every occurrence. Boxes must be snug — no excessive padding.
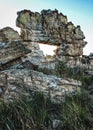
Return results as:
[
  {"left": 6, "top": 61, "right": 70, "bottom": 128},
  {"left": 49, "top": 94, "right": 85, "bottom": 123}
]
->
[
  {"left": 1, "top": 69, "right": 81, "bottom": 102},
  {"left": 0, "top": 41, "right": 31, "bottom": 70},
  {"left": 0, "top": 27, "right": 21, "bottom": 42}
]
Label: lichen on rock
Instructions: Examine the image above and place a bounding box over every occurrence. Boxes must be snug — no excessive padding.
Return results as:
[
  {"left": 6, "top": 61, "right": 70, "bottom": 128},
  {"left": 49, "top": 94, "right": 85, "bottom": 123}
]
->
[{"left": 0, "top": 9, "right": 93, "bottom": 103}]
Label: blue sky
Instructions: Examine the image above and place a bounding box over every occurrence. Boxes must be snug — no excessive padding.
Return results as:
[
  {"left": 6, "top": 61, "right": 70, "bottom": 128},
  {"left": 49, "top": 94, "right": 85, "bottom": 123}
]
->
[{"left": 0, "top": 0, "right": 93, "bottom": 55}]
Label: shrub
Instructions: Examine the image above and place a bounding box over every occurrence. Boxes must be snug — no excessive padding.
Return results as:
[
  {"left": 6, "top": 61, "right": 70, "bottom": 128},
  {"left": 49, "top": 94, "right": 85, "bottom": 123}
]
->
[
  {"left": 55, "top": 61, "right": 73, "bottom": 77},
  {"left": 59, "top": 91, "right": 93, "bottom": 130},
  {"left": 0, "top": 98, "right": 28, "bottom": 130},
  {"left": 27, "top": 92, "right": 52, "bottom": 130},
  {"left": 38, "top": 67, "right": 54, "bottom": 75},
  {"left": 0, "top": 92, "right": 52, "bottom": 130},
  {"left": 0, "top": 91, "right": 92, "bottom": 130}
]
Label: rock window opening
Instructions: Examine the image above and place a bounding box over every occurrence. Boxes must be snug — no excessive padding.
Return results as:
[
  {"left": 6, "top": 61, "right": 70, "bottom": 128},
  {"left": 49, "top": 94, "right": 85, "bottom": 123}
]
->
[
  {"left": 39, "top": 44, "right": 57, "bottom": 61},
  {"left": 39, "top": 43, "right": 57, "bottom": 55}
]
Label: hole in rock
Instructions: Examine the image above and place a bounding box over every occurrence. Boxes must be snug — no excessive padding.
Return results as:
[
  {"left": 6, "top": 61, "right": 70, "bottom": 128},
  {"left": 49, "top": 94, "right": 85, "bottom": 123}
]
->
[{"left": 39, "top": 44, "right": 57, "bottom": 56}]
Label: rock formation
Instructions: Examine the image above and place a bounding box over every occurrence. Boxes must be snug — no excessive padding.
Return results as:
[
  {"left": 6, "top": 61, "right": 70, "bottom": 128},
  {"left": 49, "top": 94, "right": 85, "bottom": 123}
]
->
[
  {"left": 0, "top": 69, "right": 81, "bottom": 102},
  {"left": 0, "top": 27, "right": 31, "bottom": 71},
  {"left": 16, "top": 9, "right": 87, "bottom": 67},
  {"left": 0, "top": 27, "right": 21, "bottom": 42},
  {"left": 0, "top": 9, "right": 93, "bottom": 102}
]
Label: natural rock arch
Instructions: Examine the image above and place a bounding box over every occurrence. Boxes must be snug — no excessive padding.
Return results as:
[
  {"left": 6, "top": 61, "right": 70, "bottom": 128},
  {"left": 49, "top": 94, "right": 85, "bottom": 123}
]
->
[{"left": 16, "top": 9, "right": 87, "bottom": 67}]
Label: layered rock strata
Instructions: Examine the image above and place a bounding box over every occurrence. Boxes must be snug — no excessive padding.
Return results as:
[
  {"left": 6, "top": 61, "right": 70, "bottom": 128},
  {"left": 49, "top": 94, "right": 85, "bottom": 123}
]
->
[
  {"left": 0, "top": 27, "right": 21, "bottom": 42},
  {"left": 0, "top": 69, "right": 81, "bottom": 102},
  {"left": 0, "top": 25, "right": 81, "bottom": 102},
  {"left": 0, "top": 27, "right": 31, "bottom": 70},
  {"left": 16, "top": 9, "right": 87, "bottom": 66},
  {"left": 0, "top": 9, "right": 93, "bottom": 102}
]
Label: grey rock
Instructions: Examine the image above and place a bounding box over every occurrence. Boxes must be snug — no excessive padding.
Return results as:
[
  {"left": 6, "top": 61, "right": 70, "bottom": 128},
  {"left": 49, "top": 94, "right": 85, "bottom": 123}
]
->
[
  {"left": 1, "top": 69, "right": 81, "bottom": 102},
  {"left": 0, "top": 27, "right": 21, "bottom": 42},
  {"left": 0, "top": 41, "right": 31, "bottom": 70}
]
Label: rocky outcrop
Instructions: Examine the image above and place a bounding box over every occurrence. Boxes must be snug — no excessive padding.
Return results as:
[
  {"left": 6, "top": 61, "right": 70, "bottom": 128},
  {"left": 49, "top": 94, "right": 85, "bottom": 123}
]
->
[
  {"left": 0, "top": 9, "right": 93, "bottom": 102},
  {"left": 15, "top": 9, "right": 91, "bottom": 69},
  {"left": 0, "top": 69, "right": 81, "bottom": 102},
  {"left": 16, "top": 9, "right": 87, "bottom": 67},
  {"left": 22, "top": 41, "right": 45, "bottom": 65},
  {"left": 0, "top": 25, "right": 82, "bottom": 102},
  {"left": 0, "top": 9, "right": 93, "bottom": 130},
  {"left": 0, "top": 27, "right": 21, "bottom": 42},
  {"left": 0, "top": 41, "right": 30, "bottom": 63},
  {"left": 0, "top": 27, "right": 31, "bottom": 70}
]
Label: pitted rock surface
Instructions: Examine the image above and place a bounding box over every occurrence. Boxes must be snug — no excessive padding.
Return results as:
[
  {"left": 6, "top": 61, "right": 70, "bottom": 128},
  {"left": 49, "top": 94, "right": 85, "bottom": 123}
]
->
[
  {"left": 0, "top": 69, "right": 81, "bottom": 102},
  {"left": 0, "top": 9, "right": 93, "bottom": 102},
  {"left": 0, "top": 41, "right": 31, "bottom": 70},
  {"left": 16, "top": 9, "right": 86, "bottom": 57},
  {"left": 0, "top": 27, "right": 21, "bottom": 42}
]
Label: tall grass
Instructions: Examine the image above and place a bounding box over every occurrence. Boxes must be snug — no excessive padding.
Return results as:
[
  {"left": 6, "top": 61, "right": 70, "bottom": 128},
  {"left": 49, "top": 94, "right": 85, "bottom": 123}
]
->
[
  {"left": 0, "top": 92, "right": 52, "bottom": 130},
  {"left": 0, "top": 90, "right": 93, "bottom": 130},
  {"left": 0, "top": 61, "right": 93, "bottom": 130},
  {"left": 59, "top": 90, "right": 93, "bottom": 130}
]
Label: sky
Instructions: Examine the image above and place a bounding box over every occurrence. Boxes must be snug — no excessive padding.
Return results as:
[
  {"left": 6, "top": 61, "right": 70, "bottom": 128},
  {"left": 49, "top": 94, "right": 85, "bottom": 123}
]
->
[{"left": 0, "top": 0, "right": 93, "bottom": 55}]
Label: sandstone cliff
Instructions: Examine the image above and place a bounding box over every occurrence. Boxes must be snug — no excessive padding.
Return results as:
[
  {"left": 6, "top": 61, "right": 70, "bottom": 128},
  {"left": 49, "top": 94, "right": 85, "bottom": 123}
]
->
[
  {"left": 0, "top": 9, "right": 93, "bottom": 102},
  {"left": 16, "top": 9, "right": 87, "bottom": 66}
]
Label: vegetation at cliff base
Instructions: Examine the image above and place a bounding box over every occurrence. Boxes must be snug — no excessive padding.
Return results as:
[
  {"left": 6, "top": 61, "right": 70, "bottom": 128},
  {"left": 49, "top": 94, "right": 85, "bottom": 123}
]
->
[
  {"left": 0, "top": 61, "right": 93, "bottom": 130},
  {"left": 0, "top": 91, "right": 93, "bottom": 130}
]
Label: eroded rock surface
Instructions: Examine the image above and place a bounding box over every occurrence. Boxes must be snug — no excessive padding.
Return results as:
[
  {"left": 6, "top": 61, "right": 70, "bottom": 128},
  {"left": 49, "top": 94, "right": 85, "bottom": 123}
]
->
[
  {"left": 0, "top": 25, "right": 81, "bottom": 102},
  {"left": 16, "top": 9, "right": 86, "bottom": 59},
  {"left": 0, "top": 69, "right": 81, "bottom": 102},
  {"left": 0, "top": 27, "right": 21, "bottom": 42},
  {"left": 0, "top": 9, "right": 93, "bottom": 102},
  {"left": 0, "top": 41, "right": 31, "bottom": 70}
]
